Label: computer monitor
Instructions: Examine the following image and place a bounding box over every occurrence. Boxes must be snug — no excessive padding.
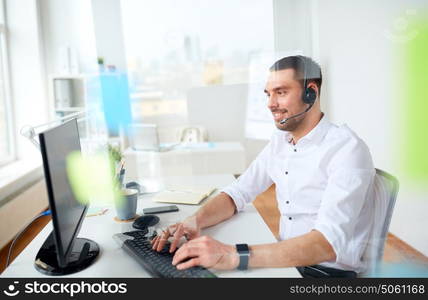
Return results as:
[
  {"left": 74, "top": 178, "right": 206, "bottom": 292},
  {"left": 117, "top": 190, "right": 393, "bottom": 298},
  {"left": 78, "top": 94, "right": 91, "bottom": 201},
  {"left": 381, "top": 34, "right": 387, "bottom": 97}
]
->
[{"left": 34, "top": 118, "right": 99, "bottom": 276}]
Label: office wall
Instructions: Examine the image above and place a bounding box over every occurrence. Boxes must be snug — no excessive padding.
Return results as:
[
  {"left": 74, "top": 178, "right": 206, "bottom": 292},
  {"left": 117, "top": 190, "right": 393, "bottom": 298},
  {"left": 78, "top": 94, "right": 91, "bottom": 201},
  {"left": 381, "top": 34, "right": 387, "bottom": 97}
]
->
[
  {"left": 39, "top": 0, "right": 128, "bottom": 75},
  {"left": 273, "top": 0, "right": 315, "bottom": 57},
  {"left": 317, "top": 0, "right": 395, "bottom": 171},
  {"left": 91, "top": 0, "right": 127, "bottom": 72},
  {"left": 39, "top": 0, "right": 98, "bottom": 75}
]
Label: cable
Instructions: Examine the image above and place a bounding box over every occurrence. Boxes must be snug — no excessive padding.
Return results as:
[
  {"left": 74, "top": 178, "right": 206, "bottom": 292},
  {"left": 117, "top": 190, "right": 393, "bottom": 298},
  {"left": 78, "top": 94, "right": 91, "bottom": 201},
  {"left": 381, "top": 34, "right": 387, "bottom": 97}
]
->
[{"left": 5, "top": 210, "right": 51, "bottom": 269}]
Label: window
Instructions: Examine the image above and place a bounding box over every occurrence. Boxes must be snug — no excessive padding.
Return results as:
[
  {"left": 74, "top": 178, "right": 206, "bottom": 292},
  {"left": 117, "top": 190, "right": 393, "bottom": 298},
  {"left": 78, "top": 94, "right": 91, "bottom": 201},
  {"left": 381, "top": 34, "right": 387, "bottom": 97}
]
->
[
  {"left": 120, "top": 0, "right": 274, "bottom": 124},
  {"left": 0, "top": 0, "right": 14, "bottom": 166}
]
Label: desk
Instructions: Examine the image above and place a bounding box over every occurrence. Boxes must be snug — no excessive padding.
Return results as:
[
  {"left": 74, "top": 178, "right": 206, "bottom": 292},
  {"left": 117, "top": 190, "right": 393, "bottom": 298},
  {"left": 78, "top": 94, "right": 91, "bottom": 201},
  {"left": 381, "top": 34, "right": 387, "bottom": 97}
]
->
[
  {"left": 124, "top": 142, "right": 246, "bottom": 179},
  {"left": 1, "top": 174, "right": 300, "bottom": 278}
]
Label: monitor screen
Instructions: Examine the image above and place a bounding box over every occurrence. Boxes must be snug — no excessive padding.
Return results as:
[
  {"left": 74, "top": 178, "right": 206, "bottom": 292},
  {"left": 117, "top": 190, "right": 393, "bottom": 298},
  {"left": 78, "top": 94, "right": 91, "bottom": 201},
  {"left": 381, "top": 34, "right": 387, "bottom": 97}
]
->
[{"left": 39, "top": 119, "right": 87, "bottom": 266}]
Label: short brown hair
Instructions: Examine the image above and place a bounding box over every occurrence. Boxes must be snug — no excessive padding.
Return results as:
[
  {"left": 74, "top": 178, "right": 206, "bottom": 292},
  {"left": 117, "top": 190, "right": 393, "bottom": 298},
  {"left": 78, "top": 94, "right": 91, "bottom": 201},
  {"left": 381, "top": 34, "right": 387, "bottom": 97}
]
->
[{"left": 269, "top": 55, "right": 322, "bottom": 93}]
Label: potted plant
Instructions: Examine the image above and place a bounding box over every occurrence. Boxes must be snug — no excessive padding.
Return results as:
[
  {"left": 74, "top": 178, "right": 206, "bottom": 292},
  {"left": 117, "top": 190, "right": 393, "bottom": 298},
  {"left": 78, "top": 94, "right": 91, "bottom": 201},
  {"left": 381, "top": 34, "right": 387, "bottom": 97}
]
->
[{"left": 107, "top": 143, "right": 124, "bottom": 186}]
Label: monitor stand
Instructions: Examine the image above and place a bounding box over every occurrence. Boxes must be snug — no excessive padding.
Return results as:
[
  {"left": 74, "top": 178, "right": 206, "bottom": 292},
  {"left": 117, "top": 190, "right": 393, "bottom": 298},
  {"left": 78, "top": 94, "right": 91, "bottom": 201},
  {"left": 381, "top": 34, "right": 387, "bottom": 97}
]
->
[{"left": 34, "top": 232, "right": 100, "bottom": 276}]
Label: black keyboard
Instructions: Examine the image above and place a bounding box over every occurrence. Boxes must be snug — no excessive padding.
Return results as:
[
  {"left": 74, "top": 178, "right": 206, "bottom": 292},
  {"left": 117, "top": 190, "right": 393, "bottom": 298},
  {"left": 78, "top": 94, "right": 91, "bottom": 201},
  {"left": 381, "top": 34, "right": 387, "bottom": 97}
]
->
[{"left": 121, "top": 230, "right": 217, "bottom": 278}]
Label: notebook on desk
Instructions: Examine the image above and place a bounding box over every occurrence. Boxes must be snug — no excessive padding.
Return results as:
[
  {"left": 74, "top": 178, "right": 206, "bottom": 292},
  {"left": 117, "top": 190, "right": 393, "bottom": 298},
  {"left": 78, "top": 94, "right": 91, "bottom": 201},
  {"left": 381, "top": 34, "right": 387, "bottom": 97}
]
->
[{"left": 153, "top": 187, "right": 217, "bottom": 205}]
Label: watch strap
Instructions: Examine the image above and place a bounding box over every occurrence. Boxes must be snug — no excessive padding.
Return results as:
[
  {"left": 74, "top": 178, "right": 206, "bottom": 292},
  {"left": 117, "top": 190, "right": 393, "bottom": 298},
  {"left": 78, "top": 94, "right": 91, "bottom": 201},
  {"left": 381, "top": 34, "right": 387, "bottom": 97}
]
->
[{"left": 236, "top": 243, "right": 250, "bottom": 270}]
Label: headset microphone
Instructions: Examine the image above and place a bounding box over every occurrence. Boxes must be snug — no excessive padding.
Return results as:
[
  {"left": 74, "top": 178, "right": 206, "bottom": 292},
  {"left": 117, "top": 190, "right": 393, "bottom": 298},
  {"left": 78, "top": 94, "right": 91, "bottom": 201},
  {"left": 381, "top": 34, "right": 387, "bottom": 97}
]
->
[{"left": 279, "top": 104, "right": 313, "bottom": 125}]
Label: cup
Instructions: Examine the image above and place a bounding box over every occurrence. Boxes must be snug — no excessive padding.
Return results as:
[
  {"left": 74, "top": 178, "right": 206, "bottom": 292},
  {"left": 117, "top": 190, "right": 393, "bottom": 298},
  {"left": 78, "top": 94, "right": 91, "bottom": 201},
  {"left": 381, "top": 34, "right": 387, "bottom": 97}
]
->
[{"left": 115, "top": 188, "right": 138, "bottom": 221}]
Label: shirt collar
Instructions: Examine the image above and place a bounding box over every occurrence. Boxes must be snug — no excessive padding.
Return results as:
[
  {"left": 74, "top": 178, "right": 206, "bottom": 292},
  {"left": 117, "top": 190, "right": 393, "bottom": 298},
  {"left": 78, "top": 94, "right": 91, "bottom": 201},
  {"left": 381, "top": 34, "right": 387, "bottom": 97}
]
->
[{"left": 284, "top": 114, "right": 331, "bottom": 146}]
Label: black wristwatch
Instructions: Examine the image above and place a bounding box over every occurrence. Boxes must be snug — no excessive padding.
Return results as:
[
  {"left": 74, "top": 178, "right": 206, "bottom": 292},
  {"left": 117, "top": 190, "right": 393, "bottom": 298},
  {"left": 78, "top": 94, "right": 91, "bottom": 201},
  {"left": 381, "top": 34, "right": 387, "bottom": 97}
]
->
[{"left": 235, "top": 244, "right": 250, "bottom": 270}]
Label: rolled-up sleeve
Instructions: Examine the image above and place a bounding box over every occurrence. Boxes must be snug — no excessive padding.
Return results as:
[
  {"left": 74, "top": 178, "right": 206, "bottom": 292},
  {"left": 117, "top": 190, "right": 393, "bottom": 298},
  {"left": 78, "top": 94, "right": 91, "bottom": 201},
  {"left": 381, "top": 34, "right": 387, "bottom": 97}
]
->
[{"left": 220, "top": 142, "right": 273, "bottom": 212}]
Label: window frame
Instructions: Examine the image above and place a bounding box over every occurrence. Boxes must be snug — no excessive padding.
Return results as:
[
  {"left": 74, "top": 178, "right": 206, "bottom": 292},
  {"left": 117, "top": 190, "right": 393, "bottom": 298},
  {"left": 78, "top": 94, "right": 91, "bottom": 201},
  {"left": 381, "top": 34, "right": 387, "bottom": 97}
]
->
[{"left": 0, "top": 0, "right": 16, "bottom": 167}]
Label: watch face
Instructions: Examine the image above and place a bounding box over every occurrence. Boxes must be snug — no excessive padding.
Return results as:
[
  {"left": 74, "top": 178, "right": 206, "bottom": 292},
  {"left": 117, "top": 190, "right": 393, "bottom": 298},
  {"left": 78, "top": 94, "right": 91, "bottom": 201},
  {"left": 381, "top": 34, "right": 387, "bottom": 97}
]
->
[
  {"left": 236, "top": 244, "right": 250, "bottom": 254},
  {"left": 236, "top": 244, "right": 250, "bottom": 270}
]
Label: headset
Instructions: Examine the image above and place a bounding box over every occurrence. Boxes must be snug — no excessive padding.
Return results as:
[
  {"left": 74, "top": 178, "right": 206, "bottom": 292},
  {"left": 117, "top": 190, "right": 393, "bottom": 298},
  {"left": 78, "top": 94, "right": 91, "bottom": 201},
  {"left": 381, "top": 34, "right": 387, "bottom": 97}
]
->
[
  {"left": 300, "top": 55, "right": 317, "bottom": 105},
  {"left": 279, "top": 56, "right": 319, "bottom": 125}
]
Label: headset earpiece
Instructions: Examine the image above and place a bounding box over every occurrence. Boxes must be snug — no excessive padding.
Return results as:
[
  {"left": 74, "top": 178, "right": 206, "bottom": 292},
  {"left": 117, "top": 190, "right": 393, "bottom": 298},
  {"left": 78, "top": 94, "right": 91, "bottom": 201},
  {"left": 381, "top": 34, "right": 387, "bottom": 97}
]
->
[
  {"left": 298, "top": 55, "right": 318, "bottom": 105},
  {"left": 303, "top": 87, "right": 316, "bottom": 105}
]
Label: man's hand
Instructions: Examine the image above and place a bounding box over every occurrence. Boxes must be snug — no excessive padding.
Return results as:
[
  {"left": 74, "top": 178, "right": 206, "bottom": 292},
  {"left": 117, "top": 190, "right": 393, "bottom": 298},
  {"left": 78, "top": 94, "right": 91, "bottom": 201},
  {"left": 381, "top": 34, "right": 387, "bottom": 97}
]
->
[
  {"left": 172, "top": 235, "right": 239, "bottom": 270},
  {"left": 151, "top": 216, "right": 200, "bottom": 253}
]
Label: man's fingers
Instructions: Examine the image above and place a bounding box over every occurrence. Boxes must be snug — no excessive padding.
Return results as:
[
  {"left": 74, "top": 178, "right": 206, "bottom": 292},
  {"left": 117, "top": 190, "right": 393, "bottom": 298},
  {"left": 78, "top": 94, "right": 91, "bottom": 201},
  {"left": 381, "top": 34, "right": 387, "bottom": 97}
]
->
[
  {"left": 155, "top": 230, "right": 171, "bottom": 251},
  {"left": 172, "top": 243, "right": 200, "bottom": 266},
  {"left": 169, "top": 224, "right": 184, "bottom": 253},
  {"left": 176, "top": 258, "right": 201, "bottom": 270},
  {"left": 150, "top": 235, "right": 159, "bottom": 244},
  {"left": 151, "top": 236, "right": 160, "bottom": 250},
  {"left": 167, "top": 224, "right": 178, "bottom": 235}
]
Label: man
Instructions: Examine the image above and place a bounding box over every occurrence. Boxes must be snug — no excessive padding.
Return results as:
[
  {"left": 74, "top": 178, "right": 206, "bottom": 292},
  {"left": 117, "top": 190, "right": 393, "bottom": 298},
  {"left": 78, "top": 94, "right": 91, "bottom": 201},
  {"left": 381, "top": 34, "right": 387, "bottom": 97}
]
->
[{"left": 151, "top": 55, "right": 375, "bottom": 277}]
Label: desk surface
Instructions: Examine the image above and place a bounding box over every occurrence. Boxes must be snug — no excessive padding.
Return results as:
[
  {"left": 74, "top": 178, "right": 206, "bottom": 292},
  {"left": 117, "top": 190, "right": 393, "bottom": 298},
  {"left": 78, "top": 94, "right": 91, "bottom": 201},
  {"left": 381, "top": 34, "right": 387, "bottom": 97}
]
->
[{"left": 1, "top": 174, "right": 299, "bottom": 278}]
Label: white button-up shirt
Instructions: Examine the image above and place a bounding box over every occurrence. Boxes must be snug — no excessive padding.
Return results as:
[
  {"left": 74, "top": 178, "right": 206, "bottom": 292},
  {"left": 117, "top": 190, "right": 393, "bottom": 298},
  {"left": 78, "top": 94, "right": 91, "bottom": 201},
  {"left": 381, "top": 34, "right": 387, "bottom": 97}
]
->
[{"left": 221, "top": 115, "right": 375, "bottom": 273}]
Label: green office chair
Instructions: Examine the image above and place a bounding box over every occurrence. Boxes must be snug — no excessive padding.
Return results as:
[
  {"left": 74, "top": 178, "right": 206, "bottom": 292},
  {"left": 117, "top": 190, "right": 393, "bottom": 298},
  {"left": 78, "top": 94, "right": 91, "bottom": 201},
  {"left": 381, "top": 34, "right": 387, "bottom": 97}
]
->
[{"left": 361, "top": 168, "right": 399, "bottom": 277}]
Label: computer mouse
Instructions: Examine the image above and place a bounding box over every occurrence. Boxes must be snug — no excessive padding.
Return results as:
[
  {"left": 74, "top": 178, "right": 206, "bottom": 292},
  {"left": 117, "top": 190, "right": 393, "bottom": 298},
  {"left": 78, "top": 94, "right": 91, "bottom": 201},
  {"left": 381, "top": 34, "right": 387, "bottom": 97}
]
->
[{"left": 132, "top": 215, "right": 160, "bottom": 230}]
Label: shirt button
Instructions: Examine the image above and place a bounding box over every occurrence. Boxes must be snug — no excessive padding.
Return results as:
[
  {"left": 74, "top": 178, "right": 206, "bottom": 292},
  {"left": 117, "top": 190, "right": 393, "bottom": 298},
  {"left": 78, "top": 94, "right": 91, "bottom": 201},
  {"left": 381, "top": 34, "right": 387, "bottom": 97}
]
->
[
  {"left": 286, "top": 201, "right": 289, "bottom": 204},
  {"left": 285, "top": 171, "right": 288, "bottom": 175},
  {"left": 288, "top": 217, "right": 292, "bottom": 220},
  {"left": 294, "top": 149, "right": 297, "bottom": 152}
]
